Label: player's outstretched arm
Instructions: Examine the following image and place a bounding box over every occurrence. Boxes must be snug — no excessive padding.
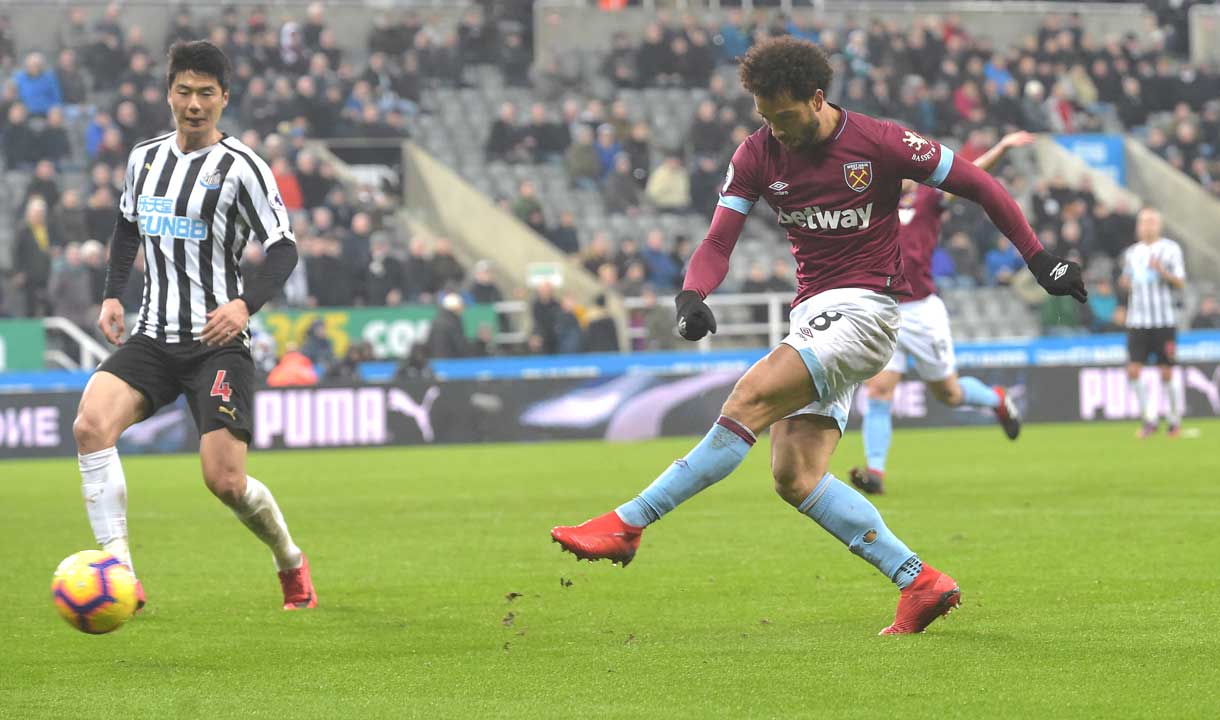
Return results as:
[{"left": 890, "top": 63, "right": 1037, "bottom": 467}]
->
[
  {"left": 974, "top": 131, "right": 1036, "bottom": 174},
  {"left": 675, "top": 205, "right": 748, "bottom": 341},
  {"left": 98, "top": 216, "right": 142, "bottom": 345},
  {"left": 937, "top": 158, "right": 1087, "bottom": 303}
]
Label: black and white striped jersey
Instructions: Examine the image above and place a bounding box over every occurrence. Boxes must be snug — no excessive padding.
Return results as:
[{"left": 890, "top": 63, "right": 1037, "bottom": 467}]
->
[
  {"left": 1121, "top": 238, "right": 1185, "bottom": 329},
  {"left": 119, "top": 132, "right": 295, "bottom": 344}
]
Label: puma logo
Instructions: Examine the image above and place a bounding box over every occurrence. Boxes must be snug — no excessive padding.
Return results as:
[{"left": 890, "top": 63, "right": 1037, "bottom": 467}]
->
[{"left": 218, "top": 406, "right": 237, "bottom": 420}]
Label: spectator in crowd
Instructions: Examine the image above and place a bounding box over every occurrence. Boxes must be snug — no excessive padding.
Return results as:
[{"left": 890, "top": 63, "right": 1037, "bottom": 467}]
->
[
  {"left": 511, "top": 180, "right": 547, "bottom": 234},
  {"left": 327, "top": 341, "right": 375, "bottom": 383},
  {"left": 426, "top": 292, "right": 474, "bottom": 359},
  {"left": 741, "top": 263, "right": 775, "bottom": 324},
  {"left": 644, "top": 153, "right": 691, "bottom": 212},
  {"left": 640, "top": 229, "right": 680, "bottom": 290},
  {"left": 619, "top": 261, "right": 648, "bottom": 296},
  {"left": 547, "top": 211, "right": 580, "bottom": 255},
  {"left": 555, "top": 296, "right": 585, "bottom": 354},
  {"left": 1192, "top": 296, "right": 1220, "bottom": 329},
  {"left": 1041, "top": 293, "right": 1084, "bottom": 336},
  {"left": 3, "top": 102, "right": 40, "bottom": 168},
  {"left": 583, "top": 294, "right": 619, "bottom": 352},
  {"left": 14, "top": 196, "right": 56, "bottom": 317},
  {"left": 48, "top": 242, "right": 95, "bottom": 329},
  {"left": 466, "top": 261, "right": 503, "bottom": 305},
  {"left": 593, "top": 123, "right": 622, "bottom": 178},
  {"left": 81, "top": 239, "right": 107, "bottom": 303},
  {"left": 24, "top": 160, "right": 62, "bottom": 212},
  {"left": 55, "top": 49, "right": 88, "bottom": 108},
  {"left": 37, "top": 106, "right": 72, "bottom": 167},
  {"left": 603, "top": 152, "right": 642, "bottom": 216},
  {"left": 984, "top": 236, "right": 1024, "bottom": 285},
  {"left": 55, "top": 188, "right": 88, "bottom": 244},
  {"left": 485, "top": 101, "right": 524, "bottom": 162},
  {"left": 304, "top": 236, "right": 354, "bottom": 307},
  {"left": 271, "top": 157, "right": 304, "bottom": 212},
  {"left": 637, "top": 286, "right": 678, "bottom": 351},
  {"left": 431, "top": 237, "right": 465, "bottom": 292},
  {"left": 295, "top": 152, "right": 336, "bottom": 209},
  {"left": 14, "top": 53, "right": 61, "bottom": 116},
  {"left": 938, "top": 233, "right": 976, "bottom": 286},
  {"left": 582, "top": 232, "right": 614, "bottom": 276},
  {"left": 267, "top": 347, "right": 319, "bottom": 387},
  {"left": 402, "top": 237, "right": 436, "bottom": 303},
  {"left": 530, "top": 281, "right": 562, "bottom": 354},
  {"left": 301, "top": 319, "right": 337, "bottom": 376},
  {"left": 565, "top": 124, "right": 601, "bottom": 189},
  {"left": 364, "top": 234, "right": 406, "bottom": 306},
  {"left": 1085, "top": 277, "right": 1121, "bottom": 333},
  {"left": 85, "top": 185, "right": 117, "bottom": 243},
  {"left": 689, "top": 155, "right": 724, "bottom": 217},
  {"left": 522, "top": 102, "right": 569, "bottom": 160}
]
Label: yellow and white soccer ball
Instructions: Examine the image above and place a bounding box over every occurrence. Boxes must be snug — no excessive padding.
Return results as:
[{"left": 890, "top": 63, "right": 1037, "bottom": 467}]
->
[{"left": 51, "top": 550, "right": 138, "bottom": 634}]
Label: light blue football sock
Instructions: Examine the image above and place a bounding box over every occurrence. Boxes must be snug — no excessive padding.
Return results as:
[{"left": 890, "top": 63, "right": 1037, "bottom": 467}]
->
[
  {"left": 957, "top": 376, "right": 1000, "bottom": 408},
  {"left": 797, "top": 473, "right": 919, "bottom": 588},
  {"left": 616, "top": 416, "right": 756, "bottom": 527},
  {"left": 863, "top": 398, "right": 892, "bottom": 472}
]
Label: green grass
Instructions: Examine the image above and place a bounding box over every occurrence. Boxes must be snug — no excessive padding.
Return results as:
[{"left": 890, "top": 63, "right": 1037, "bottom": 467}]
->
[{"left": 2, "top": 421, "right": 1219, "bottom": 718}]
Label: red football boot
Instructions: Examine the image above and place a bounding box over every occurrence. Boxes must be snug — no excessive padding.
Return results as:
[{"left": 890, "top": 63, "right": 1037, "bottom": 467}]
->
[
  {"left": 849, "top": 466, "right": 886, "bottom": 495},
  {"left": 551, "top": 511, "right": 643, "bottom": 567},
  {"left": 278, "top": 554, "right": 317, "bottom": 610},
  {"left": 879, "top": 565, "right": 961, "bottom": 635},
  {"left": 993, "top": 386, "right": 1022, "bottom": 440},
  {"left": 134, "top": 579, "right": 146, "bottom": 613}
]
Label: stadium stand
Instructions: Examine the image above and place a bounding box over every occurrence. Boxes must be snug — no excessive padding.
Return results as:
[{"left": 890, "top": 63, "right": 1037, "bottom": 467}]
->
[{"left": 0, "top": 0, "right": 1216, "bottom": 363}]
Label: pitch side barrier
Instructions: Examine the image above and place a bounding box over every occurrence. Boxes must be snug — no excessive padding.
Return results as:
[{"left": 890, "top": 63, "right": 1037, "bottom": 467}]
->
[{"left": 1, "top": 332, "right": 1218, "bottom": 459}]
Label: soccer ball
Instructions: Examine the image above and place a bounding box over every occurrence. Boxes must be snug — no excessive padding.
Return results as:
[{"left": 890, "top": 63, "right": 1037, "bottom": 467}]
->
[{"left": 51, "top": 550, "right": 138, "bottom": 634}]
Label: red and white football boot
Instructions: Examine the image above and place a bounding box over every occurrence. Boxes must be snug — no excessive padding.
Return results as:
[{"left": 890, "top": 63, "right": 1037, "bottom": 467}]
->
[
  {"left": 879, "top": 565, "right": 961, "bottom": 635},
  {"left": 551, "top": 511, "right": 644, "bottom": 567}
]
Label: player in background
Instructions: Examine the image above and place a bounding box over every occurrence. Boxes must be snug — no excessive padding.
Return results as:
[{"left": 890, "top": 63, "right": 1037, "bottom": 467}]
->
[
  {"left": 552, "top": 38, "right": 1085, "bottom": 635},
  {"left": 849, "top": 131, "right": 1035, "bottom": 495},
  {"left": 1119, "top": 208, "right": 1186, "bottom": 438},
  {"left": 75, "top": 41, "right": 316, "bottom": 610}
]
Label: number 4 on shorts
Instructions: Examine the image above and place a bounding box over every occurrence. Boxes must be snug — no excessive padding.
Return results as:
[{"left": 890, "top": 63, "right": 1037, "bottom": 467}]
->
[{"left": 210, "top": 370, "right": 233, "bottom": 403}]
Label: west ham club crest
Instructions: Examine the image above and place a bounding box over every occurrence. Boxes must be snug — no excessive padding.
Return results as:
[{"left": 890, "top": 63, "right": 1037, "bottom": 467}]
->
[{"left": 843, "top": 161, "right": 872, "bottom": 193}]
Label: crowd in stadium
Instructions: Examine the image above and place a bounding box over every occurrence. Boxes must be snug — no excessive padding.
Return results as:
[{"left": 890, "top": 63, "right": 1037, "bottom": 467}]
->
[{"left": 0, "top": 1, "right": 1216, "bottom": 363}]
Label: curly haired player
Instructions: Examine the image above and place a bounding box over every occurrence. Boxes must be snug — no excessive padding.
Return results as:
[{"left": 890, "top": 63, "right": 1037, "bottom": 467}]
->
[{"left": 552, "top": 38, "right": 1084, "bottom": 634}]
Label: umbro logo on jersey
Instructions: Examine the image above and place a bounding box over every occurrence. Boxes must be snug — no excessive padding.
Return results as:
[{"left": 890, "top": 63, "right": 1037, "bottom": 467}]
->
[
  {"left": 768, "top": 181, "right": 789, "bottom": 195},
  {"left": 199, "top": 169, "right": 222, "bottom": 189},
  {"left": 1051, "top": 262, "right": 1069, "bottom": 280}
]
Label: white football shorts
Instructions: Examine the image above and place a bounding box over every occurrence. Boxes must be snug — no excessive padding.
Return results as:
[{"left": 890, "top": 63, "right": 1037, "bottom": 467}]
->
[
  {"left": 780, "top": 287, "right": 900, "bottom": 432},
  {"left": 883, "top": 295, "right": 956, "bottom": 382}
]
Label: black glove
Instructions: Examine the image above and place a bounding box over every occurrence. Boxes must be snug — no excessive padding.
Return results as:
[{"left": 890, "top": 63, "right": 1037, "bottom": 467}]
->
[
  {"left": 1028, "top": 250, "right": 1088, "bottom": 303},
  {"left": 675, "top": 289, "right": 717, "bottom": 341}
]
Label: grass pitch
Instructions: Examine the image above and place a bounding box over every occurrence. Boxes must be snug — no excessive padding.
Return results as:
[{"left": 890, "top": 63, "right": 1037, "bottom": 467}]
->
[{"left": 2, "top": 421, "right": 1219, "bottom": 718}]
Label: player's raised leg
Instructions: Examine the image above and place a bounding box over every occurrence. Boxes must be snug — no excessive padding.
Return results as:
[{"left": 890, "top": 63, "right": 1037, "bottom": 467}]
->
[
  {"left": 199, "top": 429, "right": 314, "bottom": 609},
  {"left": 73, "top": 370, "right": 148, "bottom": 609},
  {"left": 852, "top": 370, "right": 899, "bottom": 494},
  {"left": 771, "top": 415, "right": 959, "bottom": 634},
  {"left": 928, "top": 374, "right": 1021, "bottom": 440},
  {"left": 551, "top": 344, "right": 817, "bottom": 566}
]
